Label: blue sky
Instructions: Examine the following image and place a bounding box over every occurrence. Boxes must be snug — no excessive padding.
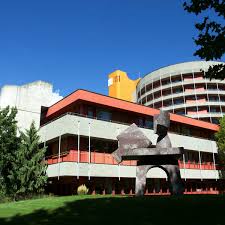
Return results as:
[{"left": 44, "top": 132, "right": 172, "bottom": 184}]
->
[{"left": 0, "top": 0, "right": 224, "bottom": 96}]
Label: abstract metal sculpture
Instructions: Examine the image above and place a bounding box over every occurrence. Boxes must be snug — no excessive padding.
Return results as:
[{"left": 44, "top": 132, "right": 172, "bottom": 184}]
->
[{"left": 112, "top": 110, "right": 184, "bottom": 196}]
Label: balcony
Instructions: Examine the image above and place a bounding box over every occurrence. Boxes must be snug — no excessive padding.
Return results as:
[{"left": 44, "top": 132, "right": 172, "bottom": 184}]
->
[
  {"left": 178, "top": 160, "right": 219, "bottom": 170},
  {"left": 46, "top": 150, "right": 137, "bottom": 166},
  {"left": 46, "top": 150, "right": 219, "bottom": 170}
]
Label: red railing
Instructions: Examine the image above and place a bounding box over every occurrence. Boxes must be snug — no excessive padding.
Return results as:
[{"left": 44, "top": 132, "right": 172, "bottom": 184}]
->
[
  {"left": 46, "top": 150, "right": 221, "bottom": 170},
  {"left": 46, "top": 150, "right": 137, "bottom": 166},
  {"left": 178, "top": 160, "right": 218, "bottom": 170}
]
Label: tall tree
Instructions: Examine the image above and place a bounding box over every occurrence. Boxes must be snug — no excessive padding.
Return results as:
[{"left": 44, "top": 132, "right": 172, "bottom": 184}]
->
[
  {"left": 215, "top": 116, "right": 225, "bottom": 164},
  {"left": 183, "top": 0, "right": 225, "bottom": 79},
  {"left": 0, "top": 106, "right": 19, "bottom": 196},
  {"left": 9, "top": 122, "right": 47, "bottom": 199}
]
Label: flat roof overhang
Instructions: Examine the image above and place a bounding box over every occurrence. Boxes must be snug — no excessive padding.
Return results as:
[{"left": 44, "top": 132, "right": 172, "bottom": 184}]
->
[{"left": 44, "top": 89, "right": 219, "bottom": 132}]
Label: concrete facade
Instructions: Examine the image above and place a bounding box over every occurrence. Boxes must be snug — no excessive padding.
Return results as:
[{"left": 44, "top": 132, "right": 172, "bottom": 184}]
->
[
  {"left": 39, "top": 113, "right": 217, "bottom": 154},
  {"left": 47, "top": 162, "right": 219, "bottom": 180},
  {"left": 39, "top": 89, "right": 223, "bottom": 195},
  {"left": 0, "top": 81, "right": 62, "bottom": 131},
  {"left": 40, "top": 113, "right": 219, "bottom": 181},
  {"left": 136, "top": 61, "right": 225, "bottom": 124}
]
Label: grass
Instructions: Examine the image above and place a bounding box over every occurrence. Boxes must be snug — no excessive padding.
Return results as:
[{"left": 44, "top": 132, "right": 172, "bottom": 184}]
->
[{"left": 0, "top": 194, "right": 225, "bottom": 225}]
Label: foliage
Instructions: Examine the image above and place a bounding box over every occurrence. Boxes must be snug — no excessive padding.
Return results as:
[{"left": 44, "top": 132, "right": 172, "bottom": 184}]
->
[
  {"left": 8, "top": 122, "right": 48, "bottom": 199},
  {"left": 215, "top": 115, "right": 225, "bottom": 163},
  {"left": 183, "top": 0, "right": 225, "bottom": 79},
  {"left": 0, "top": 106, "right": 47, "bottom": 201},
  {"left": 0, "top": 107, "right": 20, "bottom": 196},
  {"left": 77, "top": 184, "right": 89, "bottom": 195}
]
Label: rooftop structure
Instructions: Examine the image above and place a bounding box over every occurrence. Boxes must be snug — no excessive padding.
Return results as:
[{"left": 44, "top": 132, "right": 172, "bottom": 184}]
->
[{"left": 108, "top": 70, "right": 140, "bottom": 102}]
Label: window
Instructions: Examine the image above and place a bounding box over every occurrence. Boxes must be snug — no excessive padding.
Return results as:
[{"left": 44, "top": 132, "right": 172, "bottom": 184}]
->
[
  {"left": 137, "top": 118, "right": 144, "bottom": 127},
  {"left": 208, "top": 85, "right": 217, "bottom": 90},
  {"left": 145, "top": 119, "right": 153, "bottom": 129},
  {"left": 210, "top": 108, "right": 218, "bottom": 113},
  {"left": 97, "top": 110, "right": 112, "bottom": 121},
  {"left": 114, "top": 76, "right": 120, "bottom": 82},
  {"left": 212, "top": 118, "right": 219, "bottom": 124},
  {"left": 176, "top": 110, "right": 185, "bottom": 115},
  {"left": 174, "top": 98, "right": 183, "bottom": 105},
  {"left": 209, "top": 96, "right": 218, "bottom": 102},
  {"left": 181, "top": 126, "right": 191, "bottom": 136},
  {"left": 173, "top": 88, "right": 182, "bottom": 94},
  {"left": 162, "top": 79, "right": 170, "bottom": 86},
  {"left": 87, "top": 107, "right": 94, "bottom": 118}
]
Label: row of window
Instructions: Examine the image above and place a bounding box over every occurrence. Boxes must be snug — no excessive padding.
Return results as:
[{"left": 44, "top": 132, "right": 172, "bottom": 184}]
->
[
  {"left": 139, "top": 91, "right": 225, "bottom": 104},
  {"left": 139, "top": 72, "right": 225, "bottom": 94},
  {"left": 138, "top": 84, "right": 225, "bottom": 100},
  {"left": 151, "top": 104, "right": 225, "bottom": 113},
  {"left": 145, "top": 72, "right": 204, "bottom": 88},
  {"left": 79, "top": 104, "right": 215, "bottom": 140}
]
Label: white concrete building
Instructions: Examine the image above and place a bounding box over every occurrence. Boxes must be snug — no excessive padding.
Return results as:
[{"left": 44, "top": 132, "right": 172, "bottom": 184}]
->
[{"left": 0, "top": 81, "right": 62, "bottom": 131}]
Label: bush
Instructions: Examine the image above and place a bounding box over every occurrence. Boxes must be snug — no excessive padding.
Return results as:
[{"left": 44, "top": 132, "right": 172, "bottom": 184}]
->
[
  {"left": 0, "top": 190, "right": 12, "bottom": 203},
  {"left": 77, "top": 184, "right": 89, "bottom": 195}
]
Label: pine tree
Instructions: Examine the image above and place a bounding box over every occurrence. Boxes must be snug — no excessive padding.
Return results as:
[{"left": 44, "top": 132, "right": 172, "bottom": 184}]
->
[
  {"left": 0, "top": 106, "right": 19, "bottom": 197},
  {"left": 9, "top": 121, "right": 47, "bottom": 199}
]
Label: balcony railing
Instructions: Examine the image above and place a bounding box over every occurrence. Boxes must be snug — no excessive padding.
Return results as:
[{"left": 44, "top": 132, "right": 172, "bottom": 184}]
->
[
  {"left": 46, "top": 150, "right": 220, "bottom": 170},
  {"left": 46, "top": 150, "right": 137, "bottom": 166},
  {"left": 178, "top": 160, "right": 218, "bottom": 170}
]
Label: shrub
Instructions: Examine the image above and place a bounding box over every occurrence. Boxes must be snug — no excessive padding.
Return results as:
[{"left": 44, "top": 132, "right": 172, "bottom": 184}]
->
[{"left": 77, "top": 184, "right": 89, "bottom": 195}]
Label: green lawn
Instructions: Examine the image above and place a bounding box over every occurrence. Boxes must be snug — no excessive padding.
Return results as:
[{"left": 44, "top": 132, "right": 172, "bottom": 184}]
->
[{"left": 0, "top": 195, "right": 225, "bottom": 225}]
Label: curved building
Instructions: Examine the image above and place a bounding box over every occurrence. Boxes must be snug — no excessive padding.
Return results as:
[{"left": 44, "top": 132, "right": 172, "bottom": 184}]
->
[{"left": 136, "top": 61, "right": 225, "bottom": 124}]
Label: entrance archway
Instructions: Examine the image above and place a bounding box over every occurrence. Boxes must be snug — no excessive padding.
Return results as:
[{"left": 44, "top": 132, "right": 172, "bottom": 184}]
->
[
  {"left": 146, "top": 166, "right": 169, "bottom": 194},
  {"left": 136, "top": 164, "right": 184, "bottom": 196}
]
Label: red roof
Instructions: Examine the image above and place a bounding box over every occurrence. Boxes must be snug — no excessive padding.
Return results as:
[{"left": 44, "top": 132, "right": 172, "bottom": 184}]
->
[{"left": 46, "top": 89, "right": 219, "bottom": 132}]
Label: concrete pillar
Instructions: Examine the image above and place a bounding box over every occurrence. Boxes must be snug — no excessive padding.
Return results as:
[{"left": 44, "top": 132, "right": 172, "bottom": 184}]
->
[
  {"left": 165, "top": 165, "right": 184, "bottom": 195},
  {"left": 135, "top": 165, "right": 150, "bottom": 196}
]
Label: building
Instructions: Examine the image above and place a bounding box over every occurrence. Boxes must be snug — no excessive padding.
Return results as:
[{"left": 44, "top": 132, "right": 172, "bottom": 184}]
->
[
  {"left": 137, "top": 61, "right": 225, "bottom": 124},
  {"left": 0, "top": 81, "right": 62, "bottom": 131},
  {"left": 108, "top": 70, "right": 140, "bottom": 102},
  {"left": 39, "top": 89, "right": 224, "bottom": 195},
  {"left": 108, "top": 61, "right": 225, "bottom": 124}
]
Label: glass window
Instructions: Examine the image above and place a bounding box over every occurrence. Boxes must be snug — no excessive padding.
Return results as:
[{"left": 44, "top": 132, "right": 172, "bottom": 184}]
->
[
  {"left": 138, "top": 118, "right": 144, "bottom": 127},
  {"left": 174, "top": 99, "right": 184, "bottom": 105},
  {"left": 212, "top": 118, "right": 219, "bottom": 124},
  {"left": 181, "top": 126, "right": 191, "bottom": 136},
  {"left": 87, "top": 107, "right": 94, "bottom": 118},
  {"left": 210, "top": 108, "right": 217, "bottom": 112},
  {"left": 145, "top": 119, "right": 153, "bottom": 129},
  {"left": 176, "top": 111, "right": 185, "bottom": 115},
  {"left": 209, "top": 96, "right": 218, "bottom": 102},
  {"left": 97, "top": 110, "right": 112, "bottom": 121},
  {"left": 173, "top": 88, "right": 182, "bottom": 94}
]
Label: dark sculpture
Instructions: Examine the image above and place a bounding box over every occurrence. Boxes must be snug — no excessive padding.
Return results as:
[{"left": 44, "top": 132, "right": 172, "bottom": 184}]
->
[{"left": 112, "top": 110, "right": 184, "bottom": 196}]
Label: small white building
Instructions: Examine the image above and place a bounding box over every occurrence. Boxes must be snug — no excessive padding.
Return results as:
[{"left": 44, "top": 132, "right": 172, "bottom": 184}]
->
[{"left": 0, "top": 81, "right": 63, "bottom": 131}]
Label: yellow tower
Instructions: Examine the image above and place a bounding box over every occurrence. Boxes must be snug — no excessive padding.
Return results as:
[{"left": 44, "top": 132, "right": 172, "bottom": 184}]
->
[{"left": 108, "top": 70, "right": 140, "bottom": 102}]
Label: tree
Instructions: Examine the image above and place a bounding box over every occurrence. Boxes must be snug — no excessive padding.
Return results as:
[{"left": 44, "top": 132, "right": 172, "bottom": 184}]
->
[
  {"left": 215, "top": 116, "right": 225, "bottom": 164},
  {"left": 0, "top": 106, "right": 19, "bottom": 197},
  {"left": 183, "top": 0, "right": 225, "bottom": 79},
  {"left": 9, "top": 122, "right": 48, "bottom": 199}
]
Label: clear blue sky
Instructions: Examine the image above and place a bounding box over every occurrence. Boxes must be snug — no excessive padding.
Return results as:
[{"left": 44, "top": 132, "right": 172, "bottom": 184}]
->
[{"left": 0, "top": 0, "right": 224, "bottom": 96}]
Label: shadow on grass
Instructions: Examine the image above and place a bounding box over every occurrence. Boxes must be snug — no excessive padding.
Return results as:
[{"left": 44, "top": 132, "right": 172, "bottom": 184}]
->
[{"left": 1, "top": 195, "right": 225, "bottom": 225}]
